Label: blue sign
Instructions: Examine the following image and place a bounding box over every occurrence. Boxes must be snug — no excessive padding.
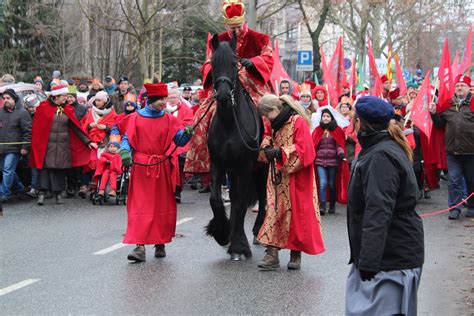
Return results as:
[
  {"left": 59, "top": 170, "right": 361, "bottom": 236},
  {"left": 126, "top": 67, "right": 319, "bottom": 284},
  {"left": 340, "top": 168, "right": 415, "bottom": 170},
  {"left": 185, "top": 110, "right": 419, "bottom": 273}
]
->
[
  {"left": 297, "top": 51, "right": 313, "bottom": 65},
  {"left": 344, "top": 58, "right": 352, "bottom": 70}
]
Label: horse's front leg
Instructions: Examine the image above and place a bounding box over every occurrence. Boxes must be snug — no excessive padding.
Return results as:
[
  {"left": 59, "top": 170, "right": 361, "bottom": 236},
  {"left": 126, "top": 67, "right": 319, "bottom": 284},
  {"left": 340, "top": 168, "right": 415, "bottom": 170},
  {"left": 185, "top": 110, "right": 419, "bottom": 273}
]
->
[
  {"left": 228, "top": 169, "right": 252, "bottom": 260},
  {"left": 252, "top": 165, "right": 268, "bottom": 239},
  {"left": 206, "top": 162, "right": 230, "bottom": 246}
]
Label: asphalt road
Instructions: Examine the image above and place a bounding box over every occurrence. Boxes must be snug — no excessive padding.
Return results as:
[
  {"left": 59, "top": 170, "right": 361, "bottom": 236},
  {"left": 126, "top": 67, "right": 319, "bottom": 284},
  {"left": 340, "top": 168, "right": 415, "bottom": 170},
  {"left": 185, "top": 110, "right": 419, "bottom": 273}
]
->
[{"left": 1, "top": 181, "right": 473, "bottom": 315}]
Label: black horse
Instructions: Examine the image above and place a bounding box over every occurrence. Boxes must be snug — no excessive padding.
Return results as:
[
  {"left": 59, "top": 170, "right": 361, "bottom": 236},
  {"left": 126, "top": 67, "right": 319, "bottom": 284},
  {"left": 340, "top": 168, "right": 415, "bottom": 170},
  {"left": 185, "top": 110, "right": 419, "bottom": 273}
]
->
[{"left": 206, "top": 33, "right": 267, "bottom": 260}]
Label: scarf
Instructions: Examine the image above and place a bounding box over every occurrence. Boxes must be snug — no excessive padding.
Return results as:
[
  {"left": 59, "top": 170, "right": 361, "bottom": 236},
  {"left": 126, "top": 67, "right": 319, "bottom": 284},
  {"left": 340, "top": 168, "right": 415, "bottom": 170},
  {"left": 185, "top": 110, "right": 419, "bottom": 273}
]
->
[
  {"left": 319, "top": 120, "right": 337, "bottom": 131},
  {"left": 271, "top": 105, "right": 296, "bottom": 132},
  {"left": 91, "top": 105, "right": 113, "bottom": 123}
]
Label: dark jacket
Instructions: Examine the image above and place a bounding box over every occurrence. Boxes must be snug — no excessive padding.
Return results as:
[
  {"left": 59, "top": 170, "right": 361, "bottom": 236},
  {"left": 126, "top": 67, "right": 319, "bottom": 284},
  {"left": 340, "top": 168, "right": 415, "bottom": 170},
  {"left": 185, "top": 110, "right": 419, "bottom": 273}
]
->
[
  {"left": 347, "top": 131, "right": 424, "bottom": 272},
  {"left": 44, "top": 112, "right": 90, "bottom": 169},
  {"left": 431, "top": 93, "right": 474, "bottom": 155},
  {"left": 314, "top": 133, "right": 344, "bottom": 167},
  {"left": 69, "top": 101, "right": 88, "bottom": 122},
  {"left": 110, "top": 86, "right": 137, "bottom": 114},
  {"left": 0, "top": 105, "right": 32, "bottom": 154}
]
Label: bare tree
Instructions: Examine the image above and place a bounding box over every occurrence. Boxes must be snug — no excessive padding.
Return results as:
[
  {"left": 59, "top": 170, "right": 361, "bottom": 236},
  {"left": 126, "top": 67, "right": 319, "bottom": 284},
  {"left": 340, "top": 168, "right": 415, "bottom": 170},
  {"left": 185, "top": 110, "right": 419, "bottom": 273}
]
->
[{"left": 297, "top": 0, "right": 332, "bottom": 80}]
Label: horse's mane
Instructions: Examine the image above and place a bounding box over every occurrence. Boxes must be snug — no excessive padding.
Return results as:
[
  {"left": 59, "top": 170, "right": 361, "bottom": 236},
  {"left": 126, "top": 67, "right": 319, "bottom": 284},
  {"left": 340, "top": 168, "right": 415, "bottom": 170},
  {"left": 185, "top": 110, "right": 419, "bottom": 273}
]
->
[{"left": 211, "top": 41, "right": 235, "bottom": 68}]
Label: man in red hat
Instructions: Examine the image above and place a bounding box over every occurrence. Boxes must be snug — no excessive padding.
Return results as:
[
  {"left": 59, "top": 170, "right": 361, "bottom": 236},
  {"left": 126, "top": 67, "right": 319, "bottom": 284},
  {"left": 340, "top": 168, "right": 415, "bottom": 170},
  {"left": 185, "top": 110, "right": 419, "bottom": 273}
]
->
[
  {"left": 184, "top": 0, "right": 273, "bottom": 175},
  {"left": 119, "top": 82, "right": 193, "bottom": 262},
  {"left": 388, "top": 87, "right": 407, "bottom": 118},
  {"left": 429, "top": 74, "right": 474, "bottom": 220},
  {"left": 381, "top": 75, "right": 391, "bottom": 100}
]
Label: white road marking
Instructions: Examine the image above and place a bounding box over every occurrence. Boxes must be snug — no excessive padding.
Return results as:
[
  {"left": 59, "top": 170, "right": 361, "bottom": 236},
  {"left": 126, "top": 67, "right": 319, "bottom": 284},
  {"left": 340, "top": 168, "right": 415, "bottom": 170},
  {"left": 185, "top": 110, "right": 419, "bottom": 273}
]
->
[
  {"left": 93, "top": 217, "right": 194, "bottom": 255},
  {"left": 0, "top": 279, "right": 40, "bottom": 296}
]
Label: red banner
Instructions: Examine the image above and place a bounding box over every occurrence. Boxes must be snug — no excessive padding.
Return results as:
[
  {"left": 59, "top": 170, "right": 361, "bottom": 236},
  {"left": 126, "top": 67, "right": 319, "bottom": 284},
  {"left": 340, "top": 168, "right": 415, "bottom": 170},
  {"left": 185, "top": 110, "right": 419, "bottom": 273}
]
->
[
  {"left": 410, "top": 72, "right": 432, "bottom": 141},
  {"left": 328, "top": 36, "right": 347, "bottom": 98},
  {"left": 320, "top": 47, "right": 338, "bottom": 107},
  {"left": 459, "top": 24, "right": 472, "bottom": 76},
  {"left": 395, "top": 55, "right": 407, "bottom": 96},
  {"left": 451, "top": 50, "right": 460, "bottom": 77},
  {"left": 270, "top": 40, "right": 296, "bottom": 96},
  {"left": 437, "top": 38, "right": 454, "bottom": 108},
  {"left": 367, "top": 38, "right": 383, "bottom": 97}
]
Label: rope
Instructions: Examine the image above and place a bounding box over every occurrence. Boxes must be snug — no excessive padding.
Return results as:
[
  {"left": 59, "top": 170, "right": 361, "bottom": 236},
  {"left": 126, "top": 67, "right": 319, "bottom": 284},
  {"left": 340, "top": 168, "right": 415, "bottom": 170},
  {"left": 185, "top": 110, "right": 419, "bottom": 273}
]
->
[
  {"left": 0, "top": 142, "right": 30, "bottom": 145},
  {"left": 419, "top": 192, "right": 474, "bottom": 218}
]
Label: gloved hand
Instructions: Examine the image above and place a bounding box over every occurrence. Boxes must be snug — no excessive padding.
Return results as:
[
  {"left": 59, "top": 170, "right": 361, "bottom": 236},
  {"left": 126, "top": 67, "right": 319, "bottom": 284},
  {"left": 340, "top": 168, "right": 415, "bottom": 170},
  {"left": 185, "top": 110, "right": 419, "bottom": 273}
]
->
[
  {"left": 120, "top": 150, "right": 132, "bottom": 167},
  {"left": 338, "top": 152, "right": 346, "bottom": 161},
  {"left": 184, "top": 125, "right": 194, "bottom": 135},
  {"left": 264, "top": 147, "right": 282, "bottom": 161},
  {"left": 240, "top": 58, "right": 254, "bottom": 69},
  {"left": 359, "top": 269, "right": 377, "bottom": 282}
]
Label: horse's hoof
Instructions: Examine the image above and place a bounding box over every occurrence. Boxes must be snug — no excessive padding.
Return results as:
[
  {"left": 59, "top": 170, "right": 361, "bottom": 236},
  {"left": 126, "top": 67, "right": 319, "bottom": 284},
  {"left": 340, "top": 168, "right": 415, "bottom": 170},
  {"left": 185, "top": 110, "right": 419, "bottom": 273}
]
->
[{"left": 230, "top": 253, "right": 246, "bottom": 261}]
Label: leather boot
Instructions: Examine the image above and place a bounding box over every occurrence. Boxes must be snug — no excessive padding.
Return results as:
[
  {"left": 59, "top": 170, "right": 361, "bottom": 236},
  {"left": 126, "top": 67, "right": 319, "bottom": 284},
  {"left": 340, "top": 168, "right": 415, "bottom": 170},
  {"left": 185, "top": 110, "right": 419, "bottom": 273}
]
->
[
  {"left": 258, "top": 246, "right": 280, "bottom": 270},
  {"left": 127, "top": 245, "right": 146, "bottom": 262},
  {"left": 319, "top": 202, "right": 326, "bottom": 215},
  {"left": 287, "top": 250, "right": 301, "bottom": 270},
  {"left": 37, "top": 194, "right": 45, "bottom": 206},
  {"left": 154, "top": 244, "right": 166, "bottom": 258},
  {"left": 78, "top": 185, "right": 88, "bottom": 199},
  {"left": 175, "top": 186, "right": 181, "bottom": 203},
  {"left": 328, "top": 195, "right": 336, "bottom": 213}
]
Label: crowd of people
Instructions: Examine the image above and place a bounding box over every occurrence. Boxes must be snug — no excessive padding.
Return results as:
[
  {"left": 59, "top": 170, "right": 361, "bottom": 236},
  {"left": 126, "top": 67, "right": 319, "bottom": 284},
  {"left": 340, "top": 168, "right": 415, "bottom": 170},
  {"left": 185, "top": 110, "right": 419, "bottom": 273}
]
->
[{"left": 1, "top": 0, "right": 473, "bottom": 315}]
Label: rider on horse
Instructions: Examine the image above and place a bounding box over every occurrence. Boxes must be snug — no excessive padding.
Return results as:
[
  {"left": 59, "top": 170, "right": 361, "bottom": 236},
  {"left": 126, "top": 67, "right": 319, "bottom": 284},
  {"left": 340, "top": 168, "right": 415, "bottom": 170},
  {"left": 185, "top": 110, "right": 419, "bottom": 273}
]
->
[{"left": 184, "top": 0, "right": 274, "bottom": 175}]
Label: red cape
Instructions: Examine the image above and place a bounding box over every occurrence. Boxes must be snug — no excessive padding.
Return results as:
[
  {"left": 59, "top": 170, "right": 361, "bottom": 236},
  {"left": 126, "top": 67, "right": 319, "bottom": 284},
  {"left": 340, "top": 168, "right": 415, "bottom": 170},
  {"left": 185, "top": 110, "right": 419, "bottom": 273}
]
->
[
  {"left": 81, "top": 108, "right": 118, "bottom": 143},
  {"left": 202, "top": 28, "right": 273, "bottom": 89},
  {"left": 30, "top": 99, "right": 90, "bottom": 169},
  {"left": 312, "top": 126, "right": 350, "bottom": 204}
]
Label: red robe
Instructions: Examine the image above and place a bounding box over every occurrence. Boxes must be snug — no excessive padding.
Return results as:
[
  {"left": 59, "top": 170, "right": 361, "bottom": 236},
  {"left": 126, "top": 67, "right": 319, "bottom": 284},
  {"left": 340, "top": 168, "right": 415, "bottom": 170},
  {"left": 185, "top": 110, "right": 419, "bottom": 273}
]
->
[
  {"left": 122, "top": 112, "right": 181, "bottom": 245},
  {"left": 30, "top": 99, "right": 90, "bottom": 169},
  {"left": 312, "top": 126, "right": 350, "bottom": 204},
  {"left": 257, "top": 115, "right": 324, "bottom": 255},
  {"left": 81, "top": 109, "right": 118, "bottom": 169}
]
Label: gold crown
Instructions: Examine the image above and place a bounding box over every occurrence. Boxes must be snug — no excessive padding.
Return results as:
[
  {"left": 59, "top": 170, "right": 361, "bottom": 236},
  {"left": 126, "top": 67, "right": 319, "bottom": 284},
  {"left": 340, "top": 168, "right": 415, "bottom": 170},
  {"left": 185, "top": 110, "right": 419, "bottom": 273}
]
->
[{"left": 222, "top": 0, "right": 246, "bottom": 26}]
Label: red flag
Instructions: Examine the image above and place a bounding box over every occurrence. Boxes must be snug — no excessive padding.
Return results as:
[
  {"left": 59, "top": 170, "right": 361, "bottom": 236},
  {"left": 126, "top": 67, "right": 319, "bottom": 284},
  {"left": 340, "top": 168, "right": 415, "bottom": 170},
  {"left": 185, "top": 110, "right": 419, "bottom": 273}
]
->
[
  {"left": 451, "top": 50, "right": 460, "bottom": 77},
  {"left": 410, "top": 71, "right": 432, "bottom": 141},
  {"left": 270, "top": 40, "right": 297, "bottom": 96},
  {"left": 437, "top": 38, "right": 454, "bottom": 108},
  {"left": 350, "top": 56, "right": 357, "bottom": 94},
  {"left": 459, "top": 24, "right": 472, "bottom": 76},
  {"left": 320, "top": 47, "right": 338, "bottom": 107},
  {"left": 328, "top": 36, "right": 347, "bottom": 98},
  {"left": 367, "top": 38, "right": 383, "bottom": 97},
  {"left": 205, "top": 32, "right": 212, "bottom": 60},
  {"left": 395, "top": 55, "right": 407, "bottom": 96}
]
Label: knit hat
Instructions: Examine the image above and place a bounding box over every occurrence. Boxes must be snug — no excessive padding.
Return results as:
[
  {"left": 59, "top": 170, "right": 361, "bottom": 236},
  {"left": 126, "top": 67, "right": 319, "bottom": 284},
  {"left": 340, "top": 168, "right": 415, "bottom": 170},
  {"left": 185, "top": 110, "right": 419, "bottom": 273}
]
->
[
  {"left": 2, "top": 89, "right": 19, "bottom": 101},
  {"left": 108, "top": 141, "right": 120, "bottom": 149},
  {"left": 51, "top": 84, "right": 69, "bottom": 96},
  {"left": 52, "top": 70, "right": 61, "bottom": 79},
  {"left": 355, "top": 96, "right": 394, "bottom": 125},
  {"left": 389, "top": 87, "right": 402, "bottom": 100},
  {"left": 94, "top": 91, "right": 109, "bottom": 102},
  {"left": 68, "top": 85, "right": 77, "bottom": 95},
  {"left": 455, "top": 74, "right": 471, "bottom": 86}
]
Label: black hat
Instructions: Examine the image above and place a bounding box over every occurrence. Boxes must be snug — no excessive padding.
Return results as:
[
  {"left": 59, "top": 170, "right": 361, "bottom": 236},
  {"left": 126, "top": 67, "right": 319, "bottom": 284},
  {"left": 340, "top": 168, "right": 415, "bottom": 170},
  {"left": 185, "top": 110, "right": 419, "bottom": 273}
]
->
[
  {"left": 183, "top": 86, "right": 192, "bottom": 92},
  {"left": 2, "top": 89, "right": 18, "bottom": 101},
  {"left": 355, "top": 96, "right": 394, "bottom": 125},
  {"left": 105, "top": 75, "right": 113, "bottom": 83},
  {"left": 117, "top": 76, "right": 129, "bottom": 84}
]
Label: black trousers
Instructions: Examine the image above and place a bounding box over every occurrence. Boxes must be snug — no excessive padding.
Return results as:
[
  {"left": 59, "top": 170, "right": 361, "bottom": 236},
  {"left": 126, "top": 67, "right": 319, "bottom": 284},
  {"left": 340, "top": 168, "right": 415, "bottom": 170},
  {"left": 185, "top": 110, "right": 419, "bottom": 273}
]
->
[{"left": 39, "top": 169, "right": 66, "bottom": 193}]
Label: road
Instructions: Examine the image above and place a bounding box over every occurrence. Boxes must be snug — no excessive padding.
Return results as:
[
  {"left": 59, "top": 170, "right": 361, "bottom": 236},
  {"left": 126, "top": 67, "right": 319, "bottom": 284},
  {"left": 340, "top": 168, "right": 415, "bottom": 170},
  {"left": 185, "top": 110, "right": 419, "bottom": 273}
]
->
[{"left": 1, "top": 181, "right": 473, "bottom": 315}]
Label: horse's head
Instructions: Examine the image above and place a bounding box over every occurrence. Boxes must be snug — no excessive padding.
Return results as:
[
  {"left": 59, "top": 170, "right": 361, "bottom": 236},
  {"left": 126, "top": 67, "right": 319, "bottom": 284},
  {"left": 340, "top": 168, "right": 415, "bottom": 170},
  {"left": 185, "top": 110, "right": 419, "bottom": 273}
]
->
[{"left": 211, "top": 33, "right": 238, "bottom": 104}]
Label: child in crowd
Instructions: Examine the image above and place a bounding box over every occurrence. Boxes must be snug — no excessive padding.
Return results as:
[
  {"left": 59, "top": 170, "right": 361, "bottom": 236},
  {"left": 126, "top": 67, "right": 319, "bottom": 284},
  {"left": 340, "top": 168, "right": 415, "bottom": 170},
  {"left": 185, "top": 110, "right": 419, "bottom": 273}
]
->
[{"left": 95, "top": 141, "right": 122, "bottom": 197}]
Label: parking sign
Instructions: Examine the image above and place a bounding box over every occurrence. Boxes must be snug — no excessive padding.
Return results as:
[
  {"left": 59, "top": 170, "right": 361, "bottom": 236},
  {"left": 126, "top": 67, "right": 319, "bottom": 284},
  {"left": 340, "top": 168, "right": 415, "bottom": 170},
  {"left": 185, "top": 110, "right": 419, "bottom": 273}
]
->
[{"left": 297, "top": 50, "right": 313, "bottom": 71}]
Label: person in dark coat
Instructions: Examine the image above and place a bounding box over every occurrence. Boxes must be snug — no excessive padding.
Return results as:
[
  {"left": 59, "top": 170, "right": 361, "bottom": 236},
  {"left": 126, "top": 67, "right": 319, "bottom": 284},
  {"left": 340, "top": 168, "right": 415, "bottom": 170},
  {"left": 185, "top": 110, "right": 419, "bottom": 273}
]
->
[
  {"left": 345, "top": 96, "right": 424, "bottom": 316},
  {"left": 0, "top": 89, "right": 32, "bottom": 202},
  {"left": 30, "top": 85, "right": 97, "bottom": 205}
]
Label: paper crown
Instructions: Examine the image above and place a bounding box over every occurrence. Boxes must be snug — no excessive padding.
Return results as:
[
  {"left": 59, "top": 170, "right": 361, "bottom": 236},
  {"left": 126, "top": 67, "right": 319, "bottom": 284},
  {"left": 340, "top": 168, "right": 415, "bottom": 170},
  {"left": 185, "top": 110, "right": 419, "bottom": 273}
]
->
[{"left": 222, "top": 0, "right": 245, "bottom": 26}]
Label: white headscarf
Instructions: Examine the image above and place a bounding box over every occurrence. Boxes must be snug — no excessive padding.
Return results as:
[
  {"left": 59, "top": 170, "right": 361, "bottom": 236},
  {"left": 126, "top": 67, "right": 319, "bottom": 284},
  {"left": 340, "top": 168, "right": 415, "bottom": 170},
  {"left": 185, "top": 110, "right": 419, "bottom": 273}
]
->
[{"left": 310, "top": 105, "right": 350, "bottom": 132}]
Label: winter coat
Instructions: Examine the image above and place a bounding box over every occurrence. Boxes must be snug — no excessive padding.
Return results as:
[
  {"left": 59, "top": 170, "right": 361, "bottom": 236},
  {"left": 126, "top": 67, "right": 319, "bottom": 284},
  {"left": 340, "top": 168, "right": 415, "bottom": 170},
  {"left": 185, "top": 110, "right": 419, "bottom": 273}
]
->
[
  {"left": 314, "top": 132, "right": 344, "bottom": 167},
  {"left": 110, "top": 87, "right": 137, "bottom": 114},
  {"left": 69, "top": 101, "right": 88, "bottom": 122},
  {"left": 0, "top": 106, "right": 32, "bottom": 154},
  {"left": 43, "top": 112, "right": 91, "bottom": 169},
  {"left": 347, "top": 131, "right": 424, "bottom": 273},
  {"left": 431, "top": 93, "right": 474, "bottom": 155}
]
